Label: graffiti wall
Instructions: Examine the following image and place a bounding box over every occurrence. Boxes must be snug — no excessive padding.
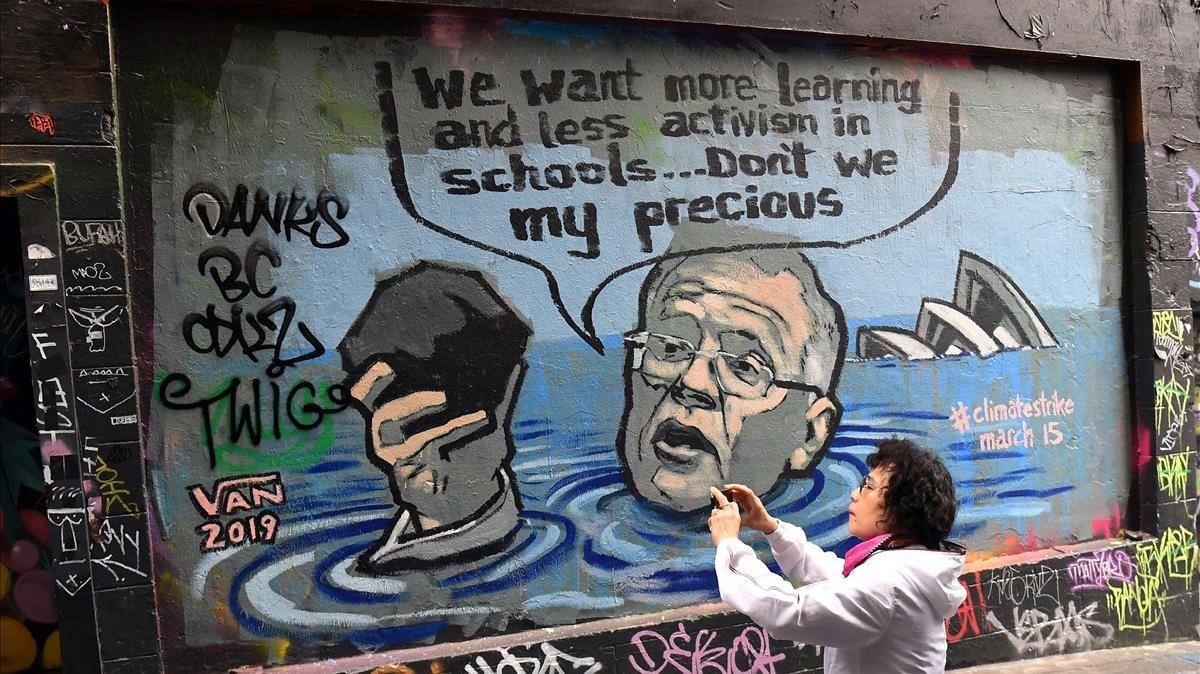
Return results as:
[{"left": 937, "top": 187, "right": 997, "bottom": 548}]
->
[{"left": 115, "top": 8, "right": 1132, "bottom": 670}]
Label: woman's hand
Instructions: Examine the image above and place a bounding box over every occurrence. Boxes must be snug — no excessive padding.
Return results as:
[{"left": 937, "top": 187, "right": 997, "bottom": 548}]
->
[
  {"left": 708, "top": 487, "right": 742, "bottom": 546},
  {"left": 724, "top": 483, "right": 778, "bottom": 535}
]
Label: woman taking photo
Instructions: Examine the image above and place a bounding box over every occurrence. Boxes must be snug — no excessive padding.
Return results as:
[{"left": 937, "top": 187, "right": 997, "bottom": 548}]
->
[{"left": 709, "top": 437, "right": 966, "bottom": 674}]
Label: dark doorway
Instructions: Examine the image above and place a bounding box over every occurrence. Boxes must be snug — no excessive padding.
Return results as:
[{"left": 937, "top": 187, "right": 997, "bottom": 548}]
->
[{"left": 1, "top": 195, "right": 62, "bottom": 672}]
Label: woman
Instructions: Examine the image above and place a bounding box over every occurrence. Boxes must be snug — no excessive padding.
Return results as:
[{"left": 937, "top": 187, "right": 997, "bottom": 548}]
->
[{"left": 708, "top": 437, "right": 966, "bottom": 674}]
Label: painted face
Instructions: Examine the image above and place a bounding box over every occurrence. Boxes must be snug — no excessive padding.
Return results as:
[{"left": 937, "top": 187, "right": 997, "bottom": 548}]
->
[
  {"left": 619, "top": 257, "right": 839, "bottom": 511},
  {"left": 848, "top": 466, "right": 892, "bottom": 539},
  {"left": 348, "top": 359, "right": 514, "bottom": 528}
]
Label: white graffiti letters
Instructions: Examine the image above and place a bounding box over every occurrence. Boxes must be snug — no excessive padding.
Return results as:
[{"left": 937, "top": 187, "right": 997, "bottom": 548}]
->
[
  {"left": 91, "top": 518, "right": 148, "bottom": 582},
  {"left": 464, "top": 643, "right": 602, "bottom": 674},
  {"left": 985, "top": 601, "right": 1113, "bottom": 656},
  {"left": 984, "top": 565, "right": 1059, "bottom": 606}
]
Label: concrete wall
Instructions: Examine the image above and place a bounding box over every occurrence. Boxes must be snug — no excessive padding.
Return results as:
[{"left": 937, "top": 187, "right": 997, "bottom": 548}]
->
[{"left": 2, "top": 1, "right": 1197, "bottom": 672}]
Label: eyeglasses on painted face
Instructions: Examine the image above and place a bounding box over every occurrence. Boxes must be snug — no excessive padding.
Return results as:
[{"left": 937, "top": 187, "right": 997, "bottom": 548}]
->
[{"left": 623, "top": 331, "right": 824, "bottom": 400}]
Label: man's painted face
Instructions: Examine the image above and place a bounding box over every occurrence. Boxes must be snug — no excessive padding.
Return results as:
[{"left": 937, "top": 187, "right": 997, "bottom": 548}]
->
[{"left": 619, "top": 257, "right": 839, "bottom": 511}]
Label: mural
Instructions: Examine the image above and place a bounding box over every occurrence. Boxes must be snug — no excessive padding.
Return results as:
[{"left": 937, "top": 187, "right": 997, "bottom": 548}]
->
[{"left": 115, "top": 11, "right": 1131, "bottom": 670}]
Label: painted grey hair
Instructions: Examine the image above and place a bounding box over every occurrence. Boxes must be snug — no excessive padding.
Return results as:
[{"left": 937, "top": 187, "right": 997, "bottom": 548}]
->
[{"left": 640, "top": 246, "right": 845, "bottom": 393}]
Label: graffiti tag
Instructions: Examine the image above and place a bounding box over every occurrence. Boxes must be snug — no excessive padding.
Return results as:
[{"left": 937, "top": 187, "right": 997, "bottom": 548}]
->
[
  {"left": 464, "top": 643, "right": 602, "bottom": 674},
  {"left": 627, "top": 623, "right": 784, "bottom": 674},
  {"left": 945, "top": 572, "right": 988, "bottom": 643},
  {"left": 1066, "top": 550, "right": 1135, "bottom": 592},
  {"left": 985, "top": 600, "right": 1113, "bottom": 656},
  {"left": 1107, "top": 526, "right": 1198, "bottom": 632},
  {"left": 984, "top": 565, "right": 1059, "bottom": 606},
  {"left": 188, "top": 472, "right": 285, "bottom": 552},
  {"left": 184, "top": 183, "right": 350, "bottom": 249},
  {"left": 1156, "top": 451, "right": 1192, "bottom": 502},
  {"left": 28, "top": 113, "right": 55, "bottom": 135}
]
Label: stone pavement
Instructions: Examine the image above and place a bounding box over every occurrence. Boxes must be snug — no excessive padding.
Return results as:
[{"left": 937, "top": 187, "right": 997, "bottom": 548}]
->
[{"left": 951, "top": 641, "right": 1200, "bottom": 673}]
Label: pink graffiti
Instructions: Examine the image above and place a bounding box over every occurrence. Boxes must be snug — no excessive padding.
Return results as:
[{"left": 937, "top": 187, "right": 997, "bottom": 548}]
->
[
  {"left": 1091, "top": 501, "right": 1123, "bottom": 539},
  {"left": 39, "top": 439, "right": 72, "bottom": 463},
  {"left": 81, "top": 479, "right": 103, "bottom": 518},
  {"left": 1183, "top": 167, "right": 1199, "bottom": 258},
  {"left": 627, "top": 623, "right": 785, "bottom": 674},
  {"left": 1067, "top": 549, "right": 1135, "bottom": 592},
  {"left": 187, "top": 472, "right": 285, "bottom": 517}
]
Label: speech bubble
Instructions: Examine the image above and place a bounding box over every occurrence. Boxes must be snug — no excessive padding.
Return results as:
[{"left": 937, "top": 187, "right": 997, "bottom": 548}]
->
[{"left": 375, "top": 61, "right": 960, "bottom": 354}]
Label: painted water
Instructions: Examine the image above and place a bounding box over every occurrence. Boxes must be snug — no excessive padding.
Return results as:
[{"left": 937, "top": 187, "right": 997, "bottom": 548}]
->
[{"left": 182, "top": 309, "right": 1127, "bottom": 647}]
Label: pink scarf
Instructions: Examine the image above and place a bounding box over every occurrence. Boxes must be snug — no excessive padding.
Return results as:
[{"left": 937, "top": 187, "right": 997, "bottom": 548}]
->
[{"left": 842, "top": 534, "right": 891, "bottom": 577}]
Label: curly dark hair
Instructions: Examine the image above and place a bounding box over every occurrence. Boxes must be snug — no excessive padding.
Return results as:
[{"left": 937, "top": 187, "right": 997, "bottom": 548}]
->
[{"left": 867, "top": 437, "right": 959, "bottom": 550}]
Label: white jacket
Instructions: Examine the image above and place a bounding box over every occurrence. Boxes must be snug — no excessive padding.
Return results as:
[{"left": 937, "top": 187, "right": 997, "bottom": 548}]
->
[{"left": 714, "top": 521, "right": 966, "bottom": 674}]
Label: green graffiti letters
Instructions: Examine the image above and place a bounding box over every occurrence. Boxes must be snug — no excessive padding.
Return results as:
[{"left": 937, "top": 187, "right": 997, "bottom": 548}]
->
[
  {"left": 1154, "top": 374, "right": 1189, "bottom": 430},
  {"left": 1107, "top": 526, "right": 1199, "bottom": 632},
  {"left": 1156, "top": 451, "right": 1192, "bottom": 502}
]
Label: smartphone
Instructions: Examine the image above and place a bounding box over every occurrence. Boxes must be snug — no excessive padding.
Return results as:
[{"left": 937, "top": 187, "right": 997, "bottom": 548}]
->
[{"left": 710, "top": 488, "right": 737, "bottom": 510}]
